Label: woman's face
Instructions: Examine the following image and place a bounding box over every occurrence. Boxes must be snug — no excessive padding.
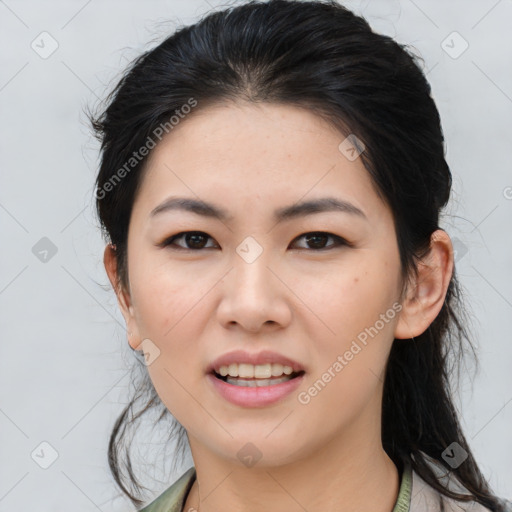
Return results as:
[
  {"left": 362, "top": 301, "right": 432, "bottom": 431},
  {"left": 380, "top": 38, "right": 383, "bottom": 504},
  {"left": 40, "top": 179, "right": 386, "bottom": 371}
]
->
[{"left": 117, "top": 102, "right": 406, "bottom": 466}]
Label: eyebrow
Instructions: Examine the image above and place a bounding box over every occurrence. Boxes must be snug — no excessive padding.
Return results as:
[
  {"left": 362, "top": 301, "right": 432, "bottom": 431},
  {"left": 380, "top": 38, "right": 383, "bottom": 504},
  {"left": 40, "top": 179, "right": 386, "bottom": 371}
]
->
[{"left": 150, "top": 196, "right": 367, "bottom": 222}]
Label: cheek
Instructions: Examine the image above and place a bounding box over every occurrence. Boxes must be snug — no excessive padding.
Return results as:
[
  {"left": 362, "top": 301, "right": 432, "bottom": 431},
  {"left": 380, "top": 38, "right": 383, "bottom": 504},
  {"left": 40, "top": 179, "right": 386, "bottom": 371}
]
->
[
  {"left": 131, "top": 260, "right": 207, "bottom": 340},
  {"left": 294, "top": 265, "right": 399, "bottom": 427},
  {"left": 293, "top": 252, "right": 400, "bottom": 382},
  {"left": 298, "top": 257, "right": 399, "bottom": 331},
  {"left": 131, "top": 268, "right": 210, "bottom": 425}
]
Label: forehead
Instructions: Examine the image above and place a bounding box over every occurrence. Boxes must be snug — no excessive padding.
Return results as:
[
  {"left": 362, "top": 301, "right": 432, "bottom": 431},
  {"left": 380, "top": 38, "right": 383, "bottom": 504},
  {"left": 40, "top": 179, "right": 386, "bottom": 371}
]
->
[{"left": 133, "top": 101, "right": 385, "bottom": 220}]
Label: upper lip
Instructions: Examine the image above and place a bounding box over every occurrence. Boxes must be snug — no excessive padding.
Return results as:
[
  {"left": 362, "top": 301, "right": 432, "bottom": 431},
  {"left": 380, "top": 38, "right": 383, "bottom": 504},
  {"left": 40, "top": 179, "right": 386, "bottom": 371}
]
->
[{"left": 208, "top": 350, "right": 305, "bottom": 374}]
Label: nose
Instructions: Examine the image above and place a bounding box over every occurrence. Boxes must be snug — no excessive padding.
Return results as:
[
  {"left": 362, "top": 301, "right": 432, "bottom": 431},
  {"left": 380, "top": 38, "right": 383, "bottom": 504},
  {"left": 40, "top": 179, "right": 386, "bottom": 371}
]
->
[{"left": 216, "top": 250, "right": 292, "bottom": 333}]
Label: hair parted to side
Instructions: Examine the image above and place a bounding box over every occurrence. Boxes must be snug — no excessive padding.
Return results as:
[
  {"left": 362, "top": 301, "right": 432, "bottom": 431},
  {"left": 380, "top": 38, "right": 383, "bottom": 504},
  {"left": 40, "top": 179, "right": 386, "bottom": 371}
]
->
[{"left": 90, "top": 1, "right": 507, "bottom": 509}]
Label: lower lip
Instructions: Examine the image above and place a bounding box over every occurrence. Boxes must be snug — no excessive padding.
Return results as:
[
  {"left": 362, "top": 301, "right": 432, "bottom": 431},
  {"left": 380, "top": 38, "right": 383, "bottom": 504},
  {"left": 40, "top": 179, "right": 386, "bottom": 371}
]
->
[{"left": 207, "top": 372, "right": 305, "bottom": 407}]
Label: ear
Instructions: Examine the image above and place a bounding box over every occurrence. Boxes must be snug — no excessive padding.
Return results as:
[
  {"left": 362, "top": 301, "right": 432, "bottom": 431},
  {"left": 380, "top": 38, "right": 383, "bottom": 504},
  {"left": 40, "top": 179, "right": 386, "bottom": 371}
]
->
[
  {"left": 394, "top": 229, "right": 454, "bottom": 340},
  {"left": 103, "top": 244, "right": 142, "bottom": 350}
]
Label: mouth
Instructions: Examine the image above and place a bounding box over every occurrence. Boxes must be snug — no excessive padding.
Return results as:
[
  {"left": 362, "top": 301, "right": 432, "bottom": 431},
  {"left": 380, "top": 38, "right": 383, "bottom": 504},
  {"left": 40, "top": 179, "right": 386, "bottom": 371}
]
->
[
  {"left": 206, "top": 350, "right": 306, "bottom": 403},
  {"left": 207, "top": 353, "right": 306, "bottom": 406}
]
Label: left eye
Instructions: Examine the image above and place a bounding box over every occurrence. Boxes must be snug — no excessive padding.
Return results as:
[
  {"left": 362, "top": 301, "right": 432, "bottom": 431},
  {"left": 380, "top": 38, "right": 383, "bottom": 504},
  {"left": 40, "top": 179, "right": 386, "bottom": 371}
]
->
[
  {"left": 291, "top": 231, "right": 347, "bottom": 250},
  {"left": 160, "top": 231, "right": 347, "bottom": 251}
]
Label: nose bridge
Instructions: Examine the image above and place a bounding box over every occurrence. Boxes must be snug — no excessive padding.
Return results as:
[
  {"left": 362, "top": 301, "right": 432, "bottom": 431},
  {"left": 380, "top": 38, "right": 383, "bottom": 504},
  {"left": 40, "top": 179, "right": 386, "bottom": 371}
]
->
[
  {"left": 231, "top": 236, "right": 272, "bottom": 296},
  {"left": 216, "top": 236, "right": 291, "bottom": 331}
]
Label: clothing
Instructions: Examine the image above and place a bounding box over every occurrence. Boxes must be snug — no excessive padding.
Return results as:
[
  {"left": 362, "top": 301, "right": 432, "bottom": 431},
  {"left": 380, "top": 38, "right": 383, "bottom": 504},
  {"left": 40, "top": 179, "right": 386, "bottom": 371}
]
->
[{"left": 138, "top": 460, "right": 500, "bottom": 512}]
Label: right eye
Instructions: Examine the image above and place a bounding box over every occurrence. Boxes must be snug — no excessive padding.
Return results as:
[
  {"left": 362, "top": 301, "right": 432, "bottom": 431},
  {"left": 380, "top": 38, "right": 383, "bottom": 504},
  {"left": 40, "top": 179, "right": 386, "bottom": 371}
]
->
[{"left": 160, "top": 231, "right": 219, "bottom": 250}]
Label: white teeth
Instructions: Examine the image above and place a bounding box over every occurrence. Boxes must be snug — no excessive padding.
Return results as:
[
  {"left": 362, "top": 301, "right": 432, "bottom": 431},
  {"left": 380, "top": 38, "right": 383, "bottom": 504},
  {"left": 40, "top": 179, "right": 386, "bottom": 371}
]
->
[
  {"left": 239, "top": 363, "right": 254, "bottom": 378},
  {"left": 217, "top": 363, "right": 295, "bottom": 378},
  {"left": 226, "top": 374, "right": 294, "bottom": 387},
  {"left": 254, "top": 364, "right": 271, "bottom": 378}
]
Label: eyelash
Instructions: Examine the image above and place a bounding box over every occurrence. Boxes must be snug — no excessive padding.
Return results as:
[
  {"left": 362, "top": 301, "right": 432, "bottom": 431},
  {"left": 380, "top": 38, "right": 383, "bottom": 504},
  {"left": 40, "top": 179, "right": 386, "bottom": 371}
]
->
[{"left": 159, "top": 231, "right": 351, "bottom": 251}]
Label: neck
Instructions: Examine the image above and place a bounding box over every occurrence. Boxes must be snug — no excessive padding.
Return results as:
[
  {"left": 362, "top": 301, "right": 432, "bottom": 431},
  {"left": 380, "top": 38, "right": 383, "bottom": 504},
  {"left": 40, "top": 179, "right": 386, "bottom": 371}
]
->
[{"left": 184, "top": 430, "right": 400, "bottom": 512}]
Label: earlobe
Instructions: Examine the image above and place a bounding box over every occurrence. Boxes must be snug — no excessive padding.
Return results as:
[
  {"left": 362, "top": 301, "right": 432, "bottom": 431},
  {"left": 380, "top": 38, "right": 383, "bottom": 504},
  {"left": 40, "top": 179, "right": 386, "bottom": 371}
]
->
[
  {"left": 103, "top": 244, "right": 142, "bottom": 350},
  {"left": 394, "top": 230, "right": 454, "bottom": 340}
]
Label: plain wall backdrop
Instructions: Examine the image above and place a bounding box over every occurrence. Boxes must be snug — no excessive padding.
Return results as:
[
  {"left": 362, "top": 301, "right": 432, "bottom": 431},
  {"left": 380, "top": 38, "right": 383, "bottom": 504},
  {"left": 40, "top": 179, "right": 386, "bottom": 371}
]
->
[{"left": 1, "top": 0, "right": 511, "bottom": 510}]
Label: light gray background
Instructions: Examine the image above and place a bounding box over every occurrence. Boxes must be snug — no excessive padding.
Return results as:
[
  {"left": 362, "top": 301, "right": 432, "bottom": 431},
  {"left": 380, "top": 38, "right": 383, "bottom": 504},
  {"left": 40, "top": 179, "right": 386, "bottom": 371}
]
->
[{"left": 1, "top": 0, "right": 511, "bottom": 510}]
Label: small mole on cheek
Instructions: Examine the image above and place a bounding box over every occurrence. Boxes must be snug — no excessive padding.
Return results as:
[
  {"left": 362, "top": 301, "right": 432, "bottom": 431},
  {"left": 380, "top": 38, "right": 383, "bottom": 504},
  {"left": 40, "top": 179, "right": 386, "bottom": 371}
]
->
[{"left": 353, "top": 277, "right": 359, "bottom": 284}]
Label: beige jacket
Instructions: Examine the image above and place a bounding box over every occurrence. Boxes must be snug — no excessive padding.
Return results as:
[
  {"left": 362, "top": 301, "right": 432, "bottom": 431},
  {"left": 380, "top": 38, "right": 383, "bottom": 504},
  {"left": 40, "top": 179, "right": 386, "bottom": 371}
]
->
[{"left": 139, "top": 459, "right": 510, "bottom": 512}]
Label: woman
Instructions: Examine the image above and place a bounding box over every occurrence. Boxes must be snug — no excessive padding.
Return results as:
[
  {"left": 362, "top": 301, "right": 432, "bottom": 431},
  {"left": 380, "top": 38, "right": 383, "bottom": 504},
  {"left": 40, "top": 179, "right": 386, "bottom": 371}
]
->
[{"left": 91, "top": 1, "right": 510, "bottom": 510}]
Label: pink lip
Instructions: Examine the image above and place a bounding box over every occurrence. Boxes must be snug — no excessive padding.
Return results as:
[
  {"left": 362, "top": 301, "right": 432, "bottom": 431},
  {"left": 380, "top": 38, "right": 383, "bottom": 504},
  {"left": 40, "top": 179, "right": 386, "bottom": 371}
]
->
[
  {"left": 207, "top": 349, "right": 305, "bottom": 374},
  {"left": 207, "top": 372, "right": 305, "bottom": 407}
]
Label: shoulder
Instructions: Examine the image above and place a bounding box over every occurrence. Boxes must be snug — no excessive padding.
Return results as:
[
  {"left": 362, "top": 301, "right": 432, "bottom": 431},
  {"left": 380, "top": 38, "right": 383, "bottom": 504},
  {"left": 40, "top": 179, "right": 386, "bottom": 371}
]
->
[
  {"left": 411, "top": 467, "right": 487, "bottom": 512},
  {"left": 410, "top": 456, "right": 511, "bottom": 512},
  {"left": 138, "top": 467, "right": 196, "bottom": 512}
]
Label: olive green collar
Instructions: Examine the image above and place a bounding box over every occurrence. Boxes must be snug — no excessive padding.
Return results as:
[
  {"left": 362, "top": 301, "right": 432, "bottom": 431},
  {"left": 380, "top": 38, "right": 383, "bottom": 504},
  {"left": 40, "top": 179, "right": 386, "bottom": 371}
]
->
[{"left": 393, "top": 460, "right": 413, "bottom": 512}]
